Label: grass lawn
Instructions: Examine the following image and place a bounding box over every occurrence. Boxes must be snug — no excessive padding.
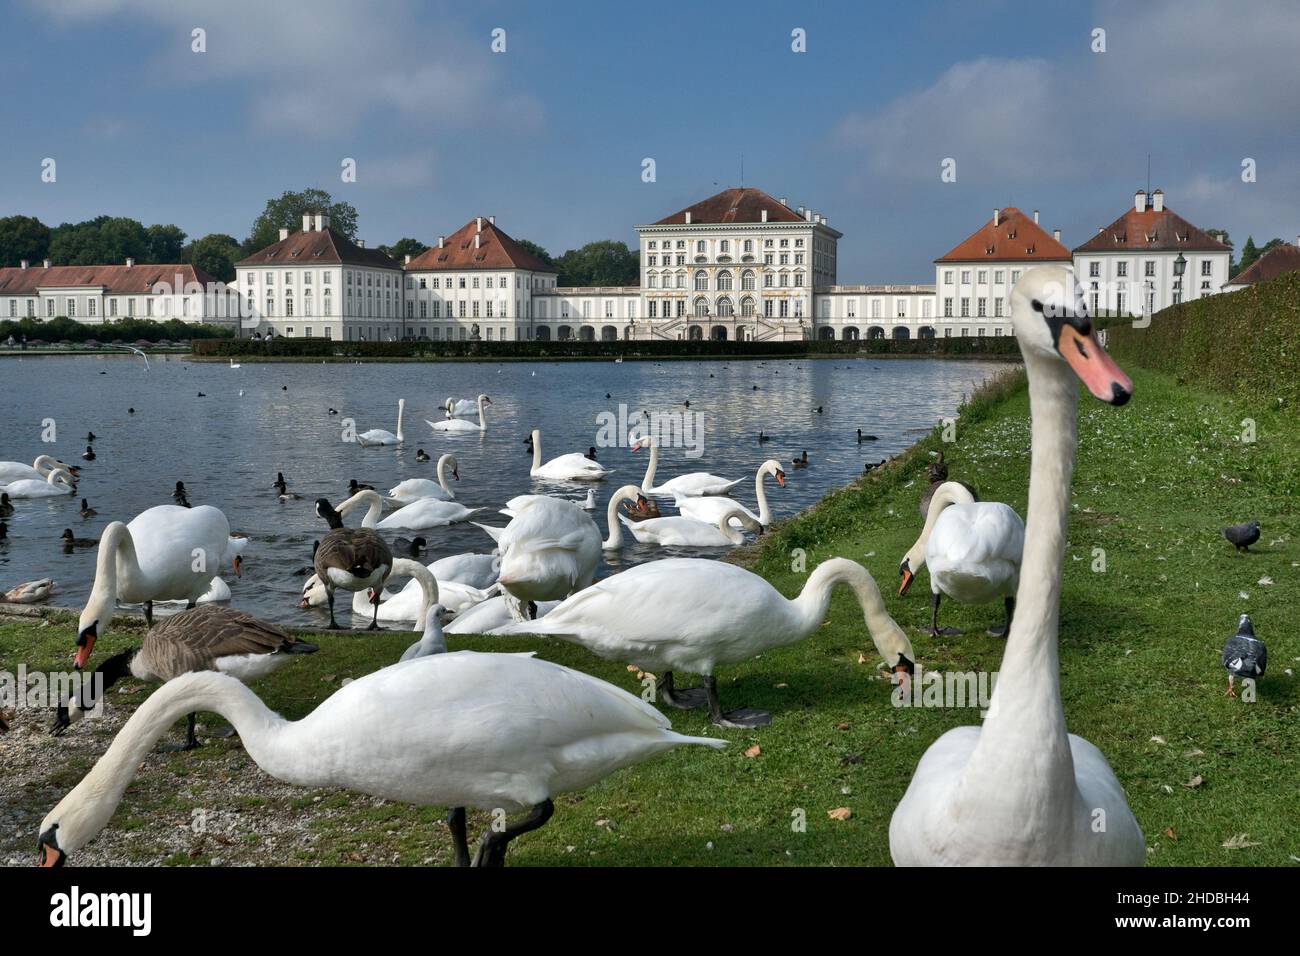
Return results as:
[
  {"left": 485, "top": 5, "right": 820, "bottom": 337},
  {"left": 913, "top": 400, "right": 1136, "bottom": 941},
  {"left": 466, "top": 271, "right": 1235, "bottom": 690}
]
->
[{"left": 2, "top": 364, "right": 1297, "bottom": 866}]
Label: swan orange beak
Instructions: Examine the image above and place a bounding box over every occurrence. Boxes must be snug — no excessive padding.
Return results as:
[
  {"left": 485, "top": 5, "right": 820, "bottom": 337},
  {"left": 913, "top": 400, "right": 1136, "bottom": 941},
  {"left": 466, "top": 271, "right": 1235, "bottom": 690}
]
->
[
  {"left": 899, "top": 564, "right": 915, "bottom": 597},
  {"left": 232, "top": 555, "right": 242, "bottom": 578},
  {"left": 297, "top": 597, "right": 310, "bottom": 609},
  {"left": 894, "top": 665, "right": 912, "bottom": 698},
  {"left": 631, "top": 442, "right": 643, "bottom": 453},
  {"left": 37, "top": 842, "right": 64, "bottom": 867},
  {"left": 775, "top": 470, "right": 786, "bottom": 487},
  {"left": 1058, "top": 326, "right": 1132, "bottom": 406},
  {"left": 74, "top": 635, "right": 95, "bottom": 670}
]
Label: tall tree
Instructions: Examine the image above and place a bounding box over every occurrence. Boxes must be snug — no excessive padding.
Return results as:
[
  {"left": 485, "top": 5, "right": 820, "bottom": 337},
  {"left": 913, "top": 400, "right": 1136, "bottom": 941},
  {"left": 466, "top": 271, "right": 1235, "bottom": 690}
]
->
[
  {"left": 184, "top": 233, "right": 242, "bottom": 283},
  {"left": 1236, "top": 236, "right": 1261, "bottom": 277},
  {"left": 48, "top": 216, "right": 152, "bottom": 265},
  {"left": 0, "top": 215, "right": 51, "bottom": 267},
  {"left": 146, "top": 223, "right": 187, "bottom": 262},
  {"left": 380, "top": 237, "right": 429, "bottom": 261},
  {"left": 554, "top": 240, "right": 638, "bottom": 287},
  {"left": 247, "top": 189, "right": 358, "bottom": 253},
  {"left": 515, "top": 239, "right": 554, "bottom": 268}
]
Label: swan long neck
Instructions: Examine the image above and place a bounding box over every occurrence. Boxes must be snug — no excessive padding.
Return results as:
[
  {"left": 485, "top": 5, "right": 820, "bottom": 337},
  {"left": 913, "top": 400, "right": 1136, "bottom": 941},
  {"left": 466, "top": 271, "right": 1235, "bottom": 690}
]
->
[
  {"left": 95, "top": 522, "right": 140, "bottom": 601},
  {"left": 44, "top": 673, "right": 291, "bottom": 854},
  {"left": 602, "top": 485, "right": 641, "bottom": 550},
  {"left": 436, "top": 455, "right": 453, "bottom": 492},
  {"left": 792, "top": 558, "right": 914, "bottom": 666},
  {"left": 905, "top": 480, "right": 977, "bottom": 571},
  {"left": 476, "top": 395, "right": 487, "bottom": 430},
  {"left": 754, "top": 463, "right": 774, "bottom": 525},
  {"left": 339, "top": 489, "right": 383, "bottom": 528},
  {"left": 640, "top": 441, "right": 660, "bottom": 492},
  {"left": 395, "top": 400, "right": 405, "bottom": 442},
  {"left": 530, "top": 429, "right": 542, "bottom": 473},
  {"left": 391, "top": 557, "right": 438, "bottom": 622},
  {"left": 965, "top": 355, "right": 1077, "bottom": 797}
]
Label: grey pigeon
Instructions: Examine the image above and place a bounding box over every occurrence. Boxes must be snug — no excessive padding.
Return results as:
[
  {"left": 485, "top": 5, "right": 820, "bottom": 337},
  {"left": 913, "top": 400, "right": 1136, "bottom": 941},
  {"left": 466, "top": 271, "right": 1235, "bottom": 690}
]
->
[
  {"left": 1221, "top": 613, "right": 1266, "bottom": 697},
  {"left": 1222, "top": 521, "right": 1260, "bottom": 553}
]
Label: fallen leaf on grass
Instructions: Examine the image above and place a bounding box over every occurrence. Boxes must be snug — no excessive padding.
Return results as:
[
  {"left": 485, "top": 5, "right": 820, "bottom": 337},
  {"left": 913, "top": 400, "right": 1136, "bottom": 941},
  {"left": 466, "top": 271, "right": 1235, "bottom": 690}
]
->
[
  {"left": 1184, "top": 749, "right": 1205, "bottom": 758},
  {"left": 743, "top": 744, "right": 761, "bottom": 758},
  {"left": 1163, "top": 827, "right": 1178, "bottom": 841},
  {"left": 1183, "top": 775, "right": 1204, "bottom": 789},
  {"left": 1149, "top": 735, "right": 1166, "bottom": 745},
  {"left": 828, "top": 807, "right": 852, "bottom": 821},
  {"left": 836, "top": 722, "right": 851, "bottom": 731},
  {"left": 1222, "top": 833, "right": 1260, "bottom": 850}
]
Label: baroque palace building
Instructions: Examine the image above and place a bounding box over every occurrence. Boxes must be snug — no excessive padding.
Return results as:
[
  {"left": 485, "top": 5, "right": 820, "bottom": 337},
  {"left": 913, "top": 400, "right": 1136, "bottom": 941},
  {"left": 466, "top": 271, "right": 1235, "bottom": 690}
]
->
[{"left": 3, "top": 185, "right": 1238, "bottom": 342}]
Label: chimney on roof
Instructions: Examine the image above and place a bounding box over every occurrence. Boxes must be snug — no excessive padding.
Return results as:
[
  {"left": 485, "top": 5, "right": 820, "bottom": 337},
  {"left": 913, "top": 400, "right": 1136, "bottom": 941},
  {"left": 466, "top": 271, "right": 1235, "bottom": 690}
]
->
[
  {"left": 19, "top": 259, "right": 28, "bottom": 270},
  {"left": 779, "top": 197, "right": 788, "bottom": 207},
  {"left": 474, "top": 234, "right": 480, "bottom": 249},
  {"left": 279, "top": 228, "right": 290, "bottom": 241},
  {"left": 126, "top": 257, "right": 134, "bottom": 268},
  {"left": 1053, "top": 229, "right": 1061, "bottom": 242},
  {"left": 438, "top": 236, "right": 445, "bottom": 248},
  {"left": 1135, "top": 189, "right": 1146, "bottom": 212},
  {"left": 316, "top": 213, "right": 329, "bottom": 232},
  {"left": 476, "top": 217, "right": 483, "bottom": 232},
  {"left": 43, "top": 259, "right": 51, "bottom": 269},
  {"left": 357, "top": 239, "right": 365, "bottom": 248},
  {"left": 805, "top": 209, "right": 813, "bottom": 222},
  {"left": 404, "top": 254, "right": 412, "bottom": 265},
  {"left": 488, "top": 215, "right": 495, "bottom": 225},
  {"left": 993, "top": 209, "right": 1000, "bottom": 226},
  {"left": 761, "top": 209, "right": 768, "bottom": 223},
  {"left": 303, "top": 213, "right": 313, "bottom": 232},
  {"left": 1033, "top": 210, "right": 1040, "bottom": 224},
  {"left": 1152, "top": 189, "right": 1164, "bottom": 212},
  {"left": 684, "top": 211, "right": 691, "bottom": 224}
]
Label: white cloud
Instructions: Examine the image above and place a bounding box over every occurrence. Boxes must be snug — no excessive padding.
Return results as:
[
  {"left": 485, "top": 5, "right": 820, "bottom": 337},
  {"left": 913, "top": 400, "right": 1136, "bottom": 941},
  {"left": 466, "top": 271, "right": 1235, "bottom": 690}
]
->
[
  {"left": 361, "top": 152, "right": 437, "bottom": 190},
  {"left": 31, "top": 0, "right": 543, "bottom": 137}
]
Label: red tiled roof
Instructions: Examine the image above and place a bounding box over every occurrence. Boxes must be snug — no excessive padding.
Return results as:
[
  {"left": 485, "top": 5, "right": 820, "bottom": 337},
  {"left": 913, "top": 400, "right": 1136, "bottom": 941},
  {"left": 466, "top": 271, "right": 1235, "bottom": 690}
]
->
[
  {"left": 936, "top": 207, "right": 1072, "bottom": 263},
  {"left": 1072, "top": 203, "right": 1230, "bottom": 254},
  {"left": 0, "top": 263, "right": 218, "bottom": 296},
  {"left": 653, "top": 187, "right": 806, "bottom": 226},
  {"left": 236, "top": 227, "right": 399, "bottom": 269},
  {"left": 1226, "top": 243, "right": 1300, "bottom": 286},
  {"left": 405, "top": 217, "right": 556, "bottom": 273}
]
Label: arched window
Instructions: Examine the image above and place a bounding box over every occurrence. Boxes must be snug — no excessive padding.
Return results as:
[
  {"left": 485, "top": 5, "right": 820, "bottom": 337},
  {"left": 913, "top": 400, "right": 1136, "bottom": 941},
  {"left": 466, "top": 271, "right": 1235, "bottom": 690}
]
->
[
  {"left": 892, "top": 326, "right": 911, "bottom": 340},
  {"left": 717, "top": 297, "right": 734, "bottom": 317},
  {"left": 688, "top": 325, "right": 703, "bottom": 340},
  {"left": 694, "top": 270, "right": 709, "bottom": 291},
  {"left": 842, "top": 326, "right": 859, "bottom": 341},
  {"left": 557, "top": 324, "right": 573, "bottom": 341},
  {"left": 693, "top": 297, "right": 709, "bottom": 318},
  {"left": 711, "top": 325, "right": 728, "bottom": 340},
  {"left": 717, "top": 270, "right": 733, "bottom": 291},
  {"left": 601, "top": 325, "right": 618, "bottom": 341},
  {"left": 741, "top": 270, "right": 755, "bottom": 290},
  {"left": 867, "top": 326, "right": 885, "bottom": 340},
  {"left": 535, "top": 325, "right": 551, "bottom": 341},
  {"left": 818, "top": 326, "right": 835, "bottom": 340},
  {"left": 580, "top": 325, "right": 596, "bottom": 342},
  {"left": 740, "top": 296, "right": 755, "bottom": 317}
]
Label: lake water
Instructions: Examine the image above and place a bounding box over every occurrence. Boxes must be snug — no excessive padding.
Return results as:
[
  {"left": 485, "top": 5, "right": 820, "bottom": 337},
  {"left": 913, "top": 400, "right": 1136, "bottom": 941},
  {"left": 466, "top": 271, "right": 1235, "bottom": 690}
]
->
[{"left": 0, "top": 354, "right": 1005, "bottom": 628}]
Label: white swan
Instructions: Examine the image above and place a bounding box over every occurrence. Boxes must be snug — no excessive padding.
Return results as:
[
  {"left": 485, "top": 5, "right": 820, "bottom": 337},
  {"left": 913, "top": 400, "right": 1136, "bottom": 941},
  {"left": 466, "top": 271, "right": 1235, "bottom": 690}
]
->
[
  {"left": 494, "top": 496, "right": 605, "bottom": 602},
  {"left": 445, "top": 396, "right": 479, "bottom": 417},
  {"left": 889, "top": 263, "right": 1144, "bottom": 867},
  {"left": 75, "top": 504, "right": 233, "bottom": 667},
  {"left": 377, "top": 497, "right": 480, "bottom": 531},
  {"left": 445, "top": 596, "right": 560, "bottom": 635},
  {"left": 357, "top": 399, "right": 405, "bottom": 446},
  {"left": 427, "top": 394, "right": 491, "bottom": 433},
  {"left": 0, "top": 454, "right": 75, "bottom": 484},
  {"left": 429, "top": 551, "right": 500, "bottom": 590},
  {"left": 354, "top": 556, "right": 439, "bottom": 621},
  {"left": 336, "top": 488, "right": 384, "bottom": 528},
  {"left": 495, "top": 556, "right": 914, "bottom": 728},
  {"left": 633, "top": 436, "right": 741, "bottom": 497},
  {"left": 37, "top": 656, "right": 724, "bottom": 867},
  {"left": 2, "top": 467, "right": 77, "bottom": 498},
  {"left": 389, "top": 455, "right": 459, "bottom": 502},
  {"left": 674, "top": 459, "right": 784, "bottom": 528},
  {"left": 528, "top": 428, "right": 611, "bottom": 481},
  {"left": 898, "top": 481, "right": 1024, "bottom": 637},
  {"left": 617, "top": 506, "right": 762, "bottom": 548}
]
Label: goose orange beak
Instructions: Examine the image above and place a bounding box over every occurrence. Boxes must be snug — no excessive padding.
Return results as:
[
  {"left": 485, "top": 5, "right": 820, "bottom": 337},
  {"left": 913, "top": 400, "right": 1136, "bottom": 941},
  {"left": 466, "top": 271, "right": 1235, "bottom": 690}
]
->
[{"left": 1058, "top": 326, "right": 1132, "bottom": 406}]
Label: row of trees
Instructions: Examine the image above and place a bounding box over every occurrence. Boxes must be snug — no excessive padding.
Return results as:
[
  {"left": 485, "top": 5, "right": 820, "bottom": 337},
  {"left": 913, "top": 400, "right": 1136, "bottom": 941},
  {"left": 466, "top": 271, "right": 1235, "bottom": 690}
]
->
[
  {"left": 0, "top": 315, "right": 232, "bottom": 344},
  {"left": 1, "top": 188, "right": 639, "bottom": 287}
]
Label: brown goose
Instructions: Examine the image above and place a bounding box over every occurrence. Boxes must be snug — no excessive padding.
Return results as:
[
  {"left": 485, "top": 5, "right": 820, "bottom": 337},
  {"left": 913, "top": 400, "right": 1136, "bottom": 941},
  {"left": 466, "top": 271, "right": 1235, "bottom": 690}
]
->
[
  {"left": 918, "top": 450, "right": 978, "bottom": 518},
  {"left": 314, "top": 496, "right": 393, "bottom": 630},
  {"left": 51, "top": 603, "right": 317, "bottom": 748}
]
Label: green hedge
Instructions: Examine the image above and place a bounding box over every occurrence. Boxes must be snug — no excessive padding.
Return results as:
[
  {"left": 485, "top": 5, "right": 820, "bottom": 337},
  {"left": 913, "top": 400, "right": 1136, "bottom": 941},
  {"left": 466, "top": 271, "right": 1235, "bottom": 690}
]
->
[
  {"left": 1105, "top": 271, "right": 1300, "bottom": 406},
  {"left": 0, "top": 316, "right": 233, "bottom": 343},
  {"left": 193, "top": 335, "right": 1021, "bottom": 360}
]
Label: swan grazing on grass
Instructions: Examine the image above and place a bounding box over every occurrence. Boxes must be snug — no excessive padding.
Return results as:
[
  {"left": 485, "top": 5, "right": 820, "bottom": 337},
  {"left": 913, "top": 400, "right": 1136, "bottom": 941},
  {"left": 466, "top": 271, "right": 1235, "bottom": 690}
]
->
[
  {"left": 445, "top": 596, "right": 560, "bottom": 634},
  {"left": 37, "top": 656, "right": 724, "bottom": 867},
  {"left": 75, "top": 505, "right": 234, "bottom": 668},
  {"left": 389, "top": 454, "right": 460, "bottom": 502},
  {"left": 617, "top": 506, "right": 762, "bottom": 548},
  {"left": 633, "top": 436, "right": 740, "bottom": 497},
  {"left": 494, "top": 557, "right": 914, "bottom": 728},
  {"left": 898, "top": 481, "right": 1024, "bottom": 637},
  {"left": 674, "top": 459, "right": 784, "bottom": 529},
  {"left": 357, "top": 399, "right": 406, "bottom": 446},
  {"left": 2, "top": 468, "right": 77, "bottom": 498},
  {"left": 427, "top": 395, "right": 491, "bottom": 433},
  {"left": 0, "top": 455, "right": 75, "bottom": 484},
  {"left": 889, "top": 264, "right": 1144, "bottom": 867},
  {"left": 528, "top": 428, "right": 610, "bottom": 481}
]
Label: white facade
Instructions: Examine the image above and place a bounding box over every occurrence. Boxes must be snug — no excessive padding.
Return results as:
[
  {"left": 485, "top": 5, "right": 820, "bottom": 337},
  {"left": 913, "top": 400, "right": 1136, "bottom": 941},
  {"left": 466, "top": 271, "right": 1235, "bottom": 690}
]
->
[{"left": 813, "top": 285, "right": 937, "bottom": 340}]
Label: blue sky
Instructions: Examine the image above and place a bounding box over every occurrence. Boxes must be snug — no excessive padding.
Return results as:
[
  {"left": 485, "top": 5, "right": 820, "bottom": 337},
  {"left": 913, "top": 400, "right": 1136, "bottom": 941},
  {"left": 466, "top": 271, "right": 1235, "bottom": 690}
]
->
[{"left": 1, "top": 0, "right": 1296, "bottom": 280}]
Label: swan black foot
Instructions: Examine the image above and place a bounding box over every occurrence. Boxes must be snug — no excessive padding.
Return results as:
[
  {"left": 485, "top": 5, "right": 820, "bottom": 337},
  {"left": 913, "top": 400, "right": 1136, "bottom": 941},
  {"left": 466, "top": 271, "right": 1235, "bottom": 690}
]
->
[
  {"left": 703, "top": 675, "right": 772, "bottom": 728},
  {"left": 161, "top": 712, "right": 201, "bottom": 751},
  {"left": 471, "top": 799, "right": 555, "bottom": 867},
  {"left": 659, "top": 670, "right": 708, "bottom": 709},
  {"left": 210, "top": 724, "right": 238, "bottom": 739},
  {"left": 447, "top": 807, "right": 471, "bottom": 867},
  {"left": 986, "top": 597, "right": 1015, "bottom": 638}
]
